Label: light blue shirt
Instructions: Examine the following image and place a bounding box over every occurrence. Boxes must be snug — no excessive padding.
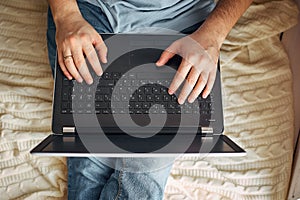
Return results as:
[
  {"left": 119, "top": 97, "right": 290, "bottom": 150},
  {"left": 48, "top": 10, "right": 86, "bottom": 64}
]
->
[{"left": 81, "top": 0, "right": 216, "bottom": 33}]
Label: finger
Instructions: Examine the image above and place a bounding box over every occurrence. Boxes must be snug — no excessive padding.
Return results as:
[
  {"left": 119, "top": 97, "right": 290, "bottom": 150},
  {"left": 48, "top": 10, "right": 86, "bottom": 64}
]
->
[
  {"left": 94, "top": 37, "right": 108, "bottom": 63},
  {"left": 188, "top": 72, "right": 209, "bottom": 103},
  {"left": 168, "top": 59, "right": 192, "bottom": 95},
  {"left": 58, "top": 50, "right": 72, "bottom": 80},
  {"left": 156, "top": 48, "right": 176, "bottom": 67},
  {"left": 83, "top": 44, "right": 103, "bottom": 76},
  {"left": 202, "top": 69, "right": 217, "bottom": 99},
  {"left": 62, "top": 50, "right": 83, "bottom": 83},
  {"left": 178, "top": 67, "right": 201, "bottom": 104},
  {"left": 71, "top": 48, "right": 93, "bottom": 85}
]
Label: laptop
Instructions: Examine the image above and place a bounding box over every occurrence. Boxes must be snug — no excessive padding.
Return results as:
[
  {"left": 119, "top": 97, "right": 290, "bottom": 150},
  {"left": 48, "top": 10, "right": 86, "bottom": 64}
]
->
[{"left": 31, "top": 34, "right": 246, "bottom": 157}]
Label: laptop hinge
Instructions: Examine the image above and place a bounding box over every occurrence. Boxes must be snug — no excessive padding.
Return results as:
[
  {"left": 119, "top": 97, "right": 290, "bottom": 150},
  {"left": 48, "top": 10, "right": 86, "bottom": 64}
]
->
[
  {"left": 63, "top": 127, "right": 76, "bottom": 134},
  {"left": 201, "top": 127, "right": 213, "bottom": 134}
]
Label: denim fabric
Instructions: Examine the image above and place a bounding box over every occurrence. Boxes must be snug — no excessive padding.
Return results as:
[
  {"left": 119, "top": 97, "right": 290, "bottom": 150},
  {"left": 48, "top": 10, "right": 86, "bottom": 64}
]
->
[
  {"left": 67, "top": 157, "right": 173, "bottom": 200},
  {"left": 47, "top": 2, "right": 175, "bottom": 200}
]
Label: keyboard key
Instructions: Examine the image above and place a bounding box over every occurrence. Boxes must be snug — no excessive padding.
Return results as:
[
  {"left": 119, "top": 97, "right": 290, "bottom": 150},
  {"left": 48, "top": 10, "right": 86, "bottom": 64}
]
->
[
  {"left": 153, "top": 87, "right": 160, "bottom": 94},
  {"left": 95, "top": 102, "right": 108, "bottom": 108},
  {"left": 145, "top": 87, "right": 152, "bottom": 94},
  {"left": 163, "top": 95, "right": 170, "bottom": 102},
  {"left": 95, "top": 94, "right": 104, "bottom": 102},
  {"left": 135, "top": 109, "right": 142, "bottom": 114},
  {"left": 128, "top": 74, "right": 136, "bottom": 79},
  {"left": 62, "top": 102, "right": 69, "bottom": 109},
  {"left": 142, "top": 109, "right": 149, "bottom": 114},
  {"left": 121, "top": 94, "right": 128, "bottom": 101},
  {"left": 137, "top": 88, "right": 144, "bottom": 94},
  {"left": 146, "top": 95, "right": 154, "bottom": 102},
  {"left": 97, "top": 87, "right": 110, "bottom": 94},
  {"left": 113, "top": 72, "right": 121, "bottom": 79},
  {"left": 142, "top": 102, "right": 150, "bottom": 109},
  {"left": 62, "top": 94, "right": 69, "bottom": 101},
  {"left": 154, "top": 95, "right": 162, "bottom": 102},
  {"left": 104, "top": 95, "right": 111, "bottom": 101},
  {"left": 160, "top": 87, "right": 167, "bottom": 93},
  {"left": 103, "top": 72, "right": 111, "bottom": 80},
  {"left": 138, "top": 94, "right": 146, "bottom": 102},
  {"left": 99, "top": 80, "right": 114, "bottom": 86}
]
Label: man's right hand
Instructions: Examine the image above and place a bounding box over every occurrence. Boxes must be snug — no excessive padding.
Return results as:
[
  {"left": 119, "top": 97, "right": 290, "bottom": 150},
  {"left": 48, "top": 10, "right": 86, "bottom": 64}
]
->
[{"left": 54, "top": 7, "right": 107, "bottom": 84}]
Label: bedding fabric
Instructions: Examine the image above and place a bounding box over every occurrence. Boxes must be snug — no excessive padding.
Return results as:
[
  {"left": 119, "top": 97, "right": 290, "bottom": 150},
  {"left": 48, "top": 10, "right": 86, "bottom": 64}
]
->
[{"left": 0, "top": 0, "right": 298, "bottom": 199}]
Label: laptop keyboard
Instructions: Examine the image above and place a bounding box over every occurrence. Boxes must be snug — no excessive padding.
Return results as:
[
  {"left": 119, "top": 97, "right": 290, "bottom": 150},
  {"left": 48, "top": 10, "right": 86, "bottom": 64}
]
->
[{"left": 61, "top": 72, "right": 214, "bottom": 115}]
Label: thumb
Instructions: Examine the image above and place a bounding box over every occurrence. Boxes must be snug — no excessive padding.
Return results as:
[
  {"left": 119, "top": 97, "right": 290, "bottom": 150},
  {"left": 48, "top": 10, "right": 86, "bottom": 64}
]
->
[{"left": 156, "top": 46, "right": 176, "bottom": 67}]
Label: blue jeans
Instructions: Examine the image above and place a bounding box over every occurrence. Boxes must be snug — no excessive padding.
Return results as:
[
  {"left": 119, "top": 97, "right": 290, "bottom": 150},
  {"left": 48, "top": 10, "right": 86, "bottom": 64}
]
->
[
  {"left": 47, "top": 2, "right": 174, "bottom": 200},
  {"left": 67, "top": 157, "right": 174, "bottom": 200}
]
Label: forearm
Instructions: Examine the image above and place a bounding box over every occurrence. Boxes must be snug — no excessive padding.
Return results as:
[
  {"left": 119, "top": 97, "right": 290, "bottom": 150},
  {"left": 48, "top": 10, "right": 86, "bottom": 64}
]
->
[
  {"left": 194, "top": 0, "right": 253, "bottom": 49},
  {"left": 47, "top": 0, "right": 82, "bottom": 25}
]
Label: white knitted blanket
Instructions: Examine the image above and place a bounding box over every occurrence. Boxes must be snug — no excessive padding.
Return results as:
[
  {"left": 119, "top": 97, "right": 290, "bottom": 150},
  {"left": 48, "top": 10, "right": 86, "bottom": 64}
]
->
[{"left": 0, "top": 0, "right": 298, "bottom": 199}]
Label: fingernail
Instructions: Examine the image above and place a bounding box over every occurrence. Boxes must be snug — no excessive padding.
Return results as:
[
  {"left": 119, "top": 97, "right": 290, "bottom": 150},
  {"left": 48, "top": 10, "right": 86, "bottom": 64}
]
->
[
  {"left": 103, "top": 57, "right": 107, "bottom": 63},
  {"left": 88, "top": 79, "right": 93, "bottom": 85},
  {"left": 178, "top": 98, "right": 184, "bottom": 105},
  {"left": 97, "top": 71, "right": 103, "bottom": 76},
  {"left": 168, "top": 89, "right": 173, "bottom": 95},
  {"left": 78, "top": 77, "right": 83, "bottom": 83}
]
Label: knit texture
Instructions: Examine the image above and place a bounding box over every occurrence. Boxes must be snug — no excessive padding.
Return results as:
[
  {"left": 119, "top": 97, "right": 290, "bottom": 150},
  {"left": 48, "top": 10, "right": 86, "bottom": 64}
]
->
[
  {"left": 0, "top": 0, "right": 298, "bottom": 199},
  {"left": 165, "top": 0, "right": 298, "bottom": 199}
]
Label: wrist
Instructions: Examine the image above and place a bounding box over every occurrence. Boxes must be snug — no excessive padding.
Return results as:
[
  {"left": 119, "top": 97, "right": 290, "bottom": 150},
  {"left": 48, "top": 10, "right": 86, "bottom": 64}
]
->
[
  {"left": 193, "top": 22, "right": 227, "bottom": 51},
  {"left": 189, "top": 25, "right": 224, "bottom": 65},
  {"left": 48, "top": 0, "right": 82, "bottom": 26},
  {"left": 55, "top": 11, "right": 83, "bottom": 29}
]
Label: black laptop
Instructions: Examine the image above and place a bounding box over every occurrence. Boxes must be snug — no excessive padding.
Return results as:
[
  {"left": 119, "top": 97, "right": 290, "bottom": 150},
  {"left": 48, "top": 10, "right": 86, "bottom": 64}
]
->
[{"left": 31, "top": 34, "right": 245, "bottom": 157}]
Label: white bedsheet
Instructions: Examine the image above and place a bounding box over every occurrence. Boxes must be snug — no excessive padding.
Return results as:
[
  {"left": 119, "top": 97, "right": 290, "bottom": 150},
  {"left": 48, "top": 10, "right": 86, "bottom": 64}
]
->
[{"left": 0, "top": 0, "right": 298, "bottom": 199}]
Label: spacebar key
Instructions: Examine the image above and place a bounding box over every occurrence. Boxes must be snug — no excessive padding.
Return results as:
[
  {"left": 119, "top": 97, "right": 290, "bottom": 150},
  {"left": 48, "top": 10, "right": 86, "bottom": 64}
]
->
[{"left": 95, "top": 102, "right": 108, "bottom": 108}]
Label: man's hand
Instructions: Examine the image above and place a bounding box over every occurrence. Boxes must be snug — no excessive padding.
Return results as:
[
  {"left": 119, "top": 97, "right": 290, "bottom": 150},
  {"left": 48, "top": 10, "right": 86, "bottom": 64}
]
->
[
  {"left": 48, "top": 0, "right": 107, "bottom": 84},
  {"left": 156, "top": 0, "right": 253, "bottom": 104},
  {"left": 56, "top": 13, "right": 107, "bottom": 84},
  {"left": 156, "top": 31, "right": 219, "bottom": 104}
]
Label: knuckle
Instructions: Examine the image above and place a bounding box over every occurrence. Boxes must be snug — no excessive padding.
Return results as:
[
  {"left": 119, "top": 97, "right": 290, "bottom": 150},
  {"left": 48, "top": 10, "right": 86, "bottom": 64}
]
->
[
  {"left": 186, "top": 76, "right": 196, "bottom": 85},
  {"left": 186, "top": 52, "right": 197, "bottom": 60},
  {"left": 67, "top": 35, "right": 78, "bottom": 44},
  {"left": 192, "top": 66, "right": 201, "bottom": 74},
  {"left": 177, "top": 68, "right": 187, "bottom": 77},
  {"left": 84, "top": 46, "right": 94, "bottom": 56},
  {"left": 64, "top": 58, "right": 73, "bottom": 65},
  {"left": 199, "top": 76, "right": 207, "bottom": 84},
  {"left": 73, "top": 58, "right": 84, "bottom": 68},
  {"left": 79, "top": 33, "right": 90, "bottom": 41}
]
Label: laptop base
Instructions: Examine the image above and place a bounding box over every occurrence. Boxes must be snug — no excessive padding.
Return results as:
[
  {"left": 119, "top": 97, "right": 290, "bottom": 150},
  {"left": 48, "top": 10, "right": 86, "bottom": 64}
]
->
[{"left": 30, "top": 134, "right": 245, "bottom": 157}]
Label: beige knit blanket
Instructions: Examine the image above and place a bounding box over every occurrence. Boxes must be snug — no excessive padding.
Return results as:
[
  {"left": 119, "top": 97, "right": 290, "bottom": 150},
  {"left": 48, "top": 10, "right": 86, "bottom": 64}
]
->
[{"left": 0, "top": 0, "right": 298, "bottom": 199}]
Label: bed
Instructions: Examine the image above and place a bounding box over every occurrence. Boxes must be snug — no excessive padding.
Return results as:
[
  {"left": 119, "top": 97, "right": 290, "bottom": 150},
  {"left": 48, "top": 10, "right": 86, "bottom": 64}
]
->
[{"left": 0, "top": 0, "right": 298, "bottom": 199}]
